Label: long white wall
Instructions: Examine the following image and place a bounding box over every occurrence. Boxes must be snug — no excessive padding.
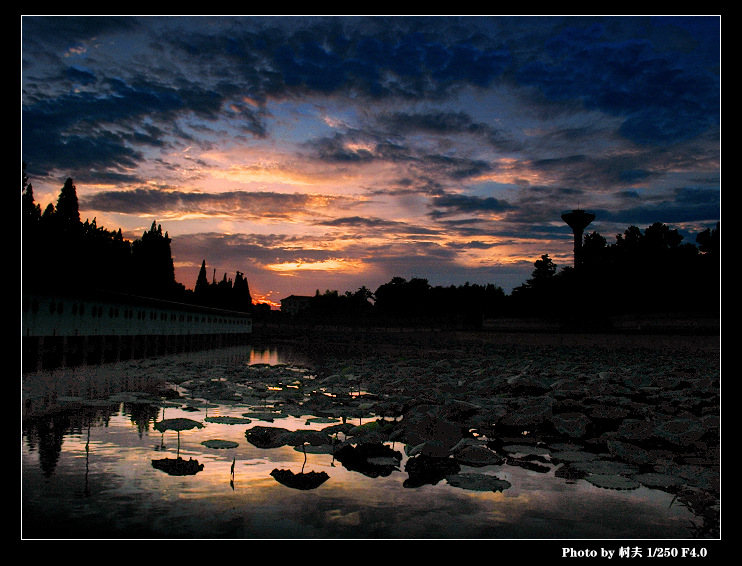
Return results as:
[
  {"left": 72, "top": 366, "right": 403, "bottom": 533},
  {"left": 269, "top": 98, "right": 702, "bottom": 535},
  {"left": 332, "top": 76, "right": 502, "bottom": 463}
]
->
[{"left": 22, "top": 292, "right": 252, "bottom": 337}]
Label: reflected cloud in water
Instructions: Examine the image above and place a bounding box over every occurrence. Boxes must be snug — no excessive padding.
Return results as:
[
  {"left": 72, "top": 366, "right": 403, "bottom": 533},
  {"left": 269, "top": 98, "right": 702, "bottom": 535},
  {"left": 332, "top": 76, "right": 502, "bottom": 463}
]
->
[{"left": 22, "top": 342, "right": 716, "bottom": 539}]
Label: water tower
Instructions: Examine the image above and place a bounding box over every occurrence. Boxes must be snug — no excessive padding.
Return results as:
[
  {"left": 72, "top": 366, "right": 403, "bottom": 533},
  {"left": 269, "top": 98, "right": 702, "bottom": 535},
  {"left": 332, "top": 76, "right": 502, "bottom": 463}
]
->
[{"left": 561, "top": 209, "right": 595, "bottom": 269}]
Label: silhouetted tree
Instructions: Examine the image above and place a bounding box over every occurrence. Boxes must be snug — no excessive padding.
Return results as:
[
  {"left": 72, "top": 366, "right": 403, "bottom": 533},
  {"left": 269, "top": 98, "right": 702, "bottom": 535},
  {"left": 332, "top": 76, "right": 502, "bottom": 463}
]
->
[
  {"left": 582, "top": 232, "right": 608, "bottom": 271},
  {"left": 75, "top": 217, "right": 133, "bottom": 292},
  {"left": 233, "top": 271, "right": 253, "bottom": 313},
  {"left": 55, "top": 178, "right": 81, "bottom": 231},
  {"left": 22, "top": 164, "right": 41, "bottom": 228},
  {"left": 531, "top": 254, "right": 557, "bottom": 282},
  {"left": 509, "top": 254, "right": 562, "bottom": 317},
  {"left": 189, "top": 260, "right": 253, "bottom": 312},
  {"left": 23, "top": 169, "right": 41, "bottom": 290},
  {"left": 346, "top": 286, "right": 374, "bottom": 317},
  {"left": 696, "top": 222, "right": 719, "bottom": 255},
  {"left": 694, "top": 221, "right": 720, "bottom": 311},
  {"left": 214, "top": 272, "right": 233, "bottom": 309},
  {"left": 21, "top": 167, "right": 258, "bottom": 309},
  {"left": 131, "top": 221, "right": 177, "bottom": 298},
  {"left": 22, "top": 166, "right": 716, "bottom": 320},
  {"left": 195, "top": 260, "right": 209, "bottom": 298},
  {"left": 369, "top": 277, "right": 504, "bottom": 327},
  {"left": 374, "top": 277, "right": 433, "bottom": 320},
  {"left": 601, "top": 222, "right": 701, "bottom": 313},
  {"left": 509, "top": 221, "right": 719, "bottom": 321}
]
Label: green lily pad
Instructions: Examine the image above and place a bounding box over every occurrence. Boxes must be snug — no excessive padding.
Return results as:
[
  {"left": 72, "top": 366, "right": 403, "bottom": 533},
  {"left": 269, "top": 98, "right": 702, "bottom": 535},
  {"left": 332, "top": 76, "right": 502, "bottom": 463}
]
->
[
  {"left": 501, "top": 444, "right": 550, "bottom": 456},
  {"left": 455, "top": 445, "right": 506, "bottom": 467},
  {"left": 242, "top": 411, "right": 284, "bottom": 422},
  {"left": 572, "top": 459, "right": 639, "bottom": 476},
  {"left": 154, "top": 418, "right": 204, "bottom": 433},
  {"left": 632, "top": 472, "right": 685, "bottom": 489},
  {"left": 585, "top": 474, "right": 640, "bottom": 490},
  {"left": 550, "top": 450, "right": 599, "bottom": 463},
  {"left": 201, "top": 439, "right": 239, "bottom": 449},
  {"left": 205, "top": 416, "right": 252, "bottom": 425},
  {"left": 305, "top": 416, "right": 340, "bottom": 424}
]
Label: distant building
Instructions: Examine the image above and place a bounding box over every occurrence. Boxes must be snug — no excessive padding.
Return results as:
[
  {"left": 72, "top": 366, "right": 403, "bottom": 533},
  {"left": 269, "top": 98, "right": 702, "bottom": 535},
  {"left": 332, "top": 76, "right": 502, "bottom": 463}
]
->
[{"left": 280, "top": 295, "right": 313, "bottom": 315}]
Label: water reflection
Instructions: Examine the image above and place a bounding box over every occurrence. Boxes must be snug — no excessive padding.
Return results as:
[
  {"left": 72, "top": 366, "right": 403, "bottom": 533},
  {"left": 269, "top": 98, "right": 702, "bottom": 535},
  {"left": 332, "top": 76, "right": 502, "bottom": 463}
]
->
[
  {"left": 151, "top": 417, "right": 206, "bottom": 475},
  {"left": 271, "top": 469, "right": 330, "bottom": 490},
  {"left": 22, "top": 342, "right": 718, "bottom": 539},
  {"left": 333, "top": 442, "right": 403, "bottom": 478},
  {"left": 249, "top": 347, "right": 281, "bottom": 365},
  {"left": 151, "top": 456, "right": 204, "bottom": 476}
]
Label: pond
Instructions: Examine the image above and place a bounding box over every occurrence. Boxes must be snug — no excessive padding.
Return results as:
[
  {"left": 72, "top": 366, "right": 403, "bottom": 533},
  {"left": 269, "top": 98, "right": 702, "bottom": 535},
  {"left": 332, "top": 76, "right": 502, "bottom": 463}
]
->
[{"left": 22, "top": 335, "right": 719, "bottom": 541}]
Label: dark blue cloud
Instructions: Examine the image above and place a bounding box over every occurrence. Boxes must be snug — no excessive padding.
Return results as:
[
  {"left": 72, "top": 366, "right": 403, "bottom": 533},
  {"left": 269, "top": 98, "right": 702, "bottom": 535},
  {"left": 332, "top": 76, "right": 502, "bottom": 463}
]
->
[
  {"left": 515, "top": 19, "right": 719, "bottom": 145},
  {"left": 595, "top": 187, "right": 720, "bottom": 226},
  {"left": 22, "top": 75, "right": 233, "bottom": 173},
  {"left": 20, "top": 16, "right": 720, "bottom": 298},
  {"left": 22, "top": 15, "right": 139, "bottom": 51},
  {"left": 168, "top": 19, "right": 511, "bottom": 100},
  {"left": 65, "top": 65, "right": 96, "bottom": 85},
  {"left": 379, "top": 111, "right": 491, "bottom": 135},
  {"left": 428, "top": 192, "right": 515, "bottom": 218}
]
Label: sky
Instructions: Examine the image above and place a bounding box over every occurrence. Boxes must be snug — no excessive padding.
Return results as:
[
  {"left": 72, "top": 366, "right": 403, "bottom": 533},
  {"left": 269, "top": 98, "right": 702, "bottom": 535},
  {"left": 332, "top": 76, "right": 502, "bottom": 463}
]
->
[{"left": 21, "top": 15, "right": 720, "bottom": 307}]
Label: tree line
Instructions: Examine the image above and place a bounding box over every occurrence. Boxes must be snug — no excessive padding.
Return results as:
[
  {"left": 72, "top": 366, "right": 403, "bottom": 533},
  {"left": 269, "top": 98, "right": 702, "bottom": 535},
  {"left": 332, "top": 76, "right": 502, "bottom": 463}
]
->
[
  {"left": 22, "top": 166, "right": 253, "bottom": 313},
  {"left": 22, "top": 167, "right": 719, "bottom": 325},
  {"left": 294, "top": 279, "right": 505, "bottom": 328},
  {"left": 507, "top": 220, "right": 719, "bottom": 325},
  {"left": 290, "top": 222, "right": 719, "bottom": 328}
]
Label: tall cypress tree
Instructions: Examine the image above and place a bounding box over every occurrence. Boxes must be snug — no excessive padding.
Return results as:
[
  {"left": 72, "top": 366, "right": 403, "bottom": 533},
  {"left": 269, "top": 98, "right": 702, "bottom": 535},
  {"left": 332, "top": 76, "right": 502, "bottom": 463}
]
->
[
  {"left": 48, "top": 178, "right": 83, "bottom": 289},
  {"left": 195, "top": 260, "right": 209, "bottom": 299},
  {"left": 56, "top": 177, "right": 81, "bottom": 230}
]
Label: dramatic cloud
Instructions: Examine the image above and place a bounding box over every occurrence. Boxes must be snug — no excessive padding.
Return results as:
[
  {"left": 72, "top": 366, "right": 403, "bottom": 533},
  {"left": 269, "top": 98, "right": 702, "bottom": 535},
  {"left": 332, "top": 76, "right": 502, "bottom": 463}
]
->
[
  {"left": 83, "top": 188, "right": 356, "bottom": 221},
  {"left": 22, "top": 16, "right": 720, "bottom": 303}
]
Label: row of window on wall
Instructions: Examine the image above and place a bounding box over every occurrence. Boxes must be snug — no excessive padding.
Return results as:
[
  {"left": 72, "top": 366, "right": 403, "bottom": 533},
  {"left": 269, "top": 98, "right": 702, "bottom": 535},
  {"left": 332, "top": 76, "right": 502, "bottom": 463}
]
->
[{"left": 26, "top": 299, "right": 249, "bottom": 325}]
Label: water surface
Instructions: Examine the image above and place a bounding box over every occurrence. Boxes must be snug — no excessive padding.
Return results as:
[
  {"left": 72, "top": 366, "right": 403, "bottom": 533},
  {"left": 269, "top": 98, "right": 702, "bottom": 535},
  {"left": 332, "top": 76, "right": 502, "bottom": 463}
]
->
[{"left": 22, "top": 343, "right": 706, "bottom": 540}]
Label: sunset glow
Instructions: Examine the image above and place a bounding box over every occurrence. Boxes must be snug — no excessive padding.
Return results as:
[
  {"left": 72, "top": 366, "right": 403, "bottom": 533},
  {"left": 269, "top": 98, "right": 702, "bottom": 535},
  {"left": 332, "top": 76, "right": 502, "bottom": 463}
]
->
[
  {"left": 22, "top": 16, "right": 720, "bottom": 302},
  {"left": 267, "top": 259, "right": 365, "bottom": 273}
]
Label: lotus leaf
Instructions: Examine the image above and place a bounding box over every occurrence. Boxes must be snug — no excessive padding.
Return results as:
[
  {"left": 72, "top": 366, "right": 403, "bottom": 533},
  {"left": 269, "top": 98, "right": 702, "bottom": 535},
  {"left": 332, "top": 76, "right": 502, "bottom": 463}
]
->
[
  {"left": 653, "top": 417, "right": 705, "bottom": 446},
  {"left": 632, "top": 472, "right": 685, "bottom": 489},
  {"left": 154, "top": 418, "right": 204, "bottom": 433},
  {"left": 245, "top": 426, "right": 290, "bottom": 448},
  {"left": 271, "top": 468, "right": 329, "bottom": 490},
  {"left": 454, "top": 445, "right": 506, "bottom": 467},
  {"left": 606, "top": 440, "right": 654, "bottom": 466},
  {"left": 501, "top": 444, "right": 550, "bottom": 456},
  {"left": 306, "top": 417, "right": 340, "bottom": 424},
  {"left": 585, "top": 474, "right": 640, "bottom": 490},
  {"left": 572, "top": 459, "right": 639, "bottom": 476},
  {"left": 241, "top": 411, "right": 283, "bottom": 422},
  {"left": 284, "top": 429, "right": 331, "bottom": 446},
  {"left": 205, "top": 416, "right": 252, "bottom": 425},
  {"left": 548, "top": 412, "right": 591, "bottom": 438},
  {"left": 201, "top": 439, "right": 239, "bottom": 449},
  {"left": 152, "top": 457, "right": 204, "bottom": 476},
  {"left": 550, "top": 449, "right": 599, "bottom": 463}
]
